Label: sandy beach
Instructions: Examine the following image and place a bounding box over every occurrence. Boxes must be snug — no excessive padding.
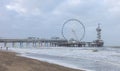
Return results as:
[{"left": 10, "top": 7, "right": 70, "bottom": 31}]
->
[{"left": 0, "top": 50, "right": 83, "bottom": 71}]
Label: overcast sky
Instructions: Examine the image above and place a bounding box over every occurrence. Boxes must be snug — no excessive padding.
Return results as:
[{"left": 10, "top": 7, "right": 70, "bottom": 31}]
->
[{"left": 0, "top": 0, "right": 120, "bottom": 46}]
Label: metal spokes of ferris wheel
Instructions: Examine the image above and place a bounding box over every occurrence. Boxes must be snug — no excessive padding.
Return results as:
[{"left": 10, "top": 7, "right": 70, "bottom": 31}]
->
[{"left": 62, "top": 19, "right": 86, "bottom": 43}]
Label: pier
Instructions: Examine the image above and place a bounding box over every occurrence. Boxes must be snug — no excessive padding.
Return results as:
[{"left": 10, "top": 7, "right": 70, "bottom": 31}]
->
[
  {"left": 0, "top": 38, "right": 67, "bottom": 47},
  {"left": 0, "top": 38, "right": 103, "bottom": 48}
]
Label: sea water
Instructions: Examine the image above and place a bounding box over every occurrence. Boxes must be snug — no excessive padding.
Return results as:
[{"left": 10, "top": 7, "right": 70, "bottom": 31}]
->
[{"left": 9, "top": 47, "right": 120, "bottom": 71}]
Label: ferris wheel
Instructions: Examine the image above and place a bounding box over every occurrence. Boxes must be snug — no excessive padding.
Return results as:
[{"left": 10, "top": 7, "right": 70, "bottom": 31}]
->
[{"left": 61, "top": 19, "right": 85, "bottom": 42}]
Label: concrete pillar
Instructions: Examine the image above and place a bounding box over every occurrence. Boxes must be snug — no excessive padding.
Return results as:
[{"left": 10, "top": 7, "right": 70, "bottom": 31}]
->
[
  {"left": 32, "top": 42, "right": 37, "bottom": 47},
  {"left": 12, "top": 42, "right": 15, "bottom": 47},
  {"left": 32, "top": 42, "right": 35, "bottom": 47},
  {"left": 40, "top": 42, "right": 43, "bottom": 47},
  {"left": 46, "top": 43, "right": 48, "bottom": 47},
  {"left": 49, "top": 43, "right": 51, "bottom": 47},
  {"left": 34, "top": 42, "right": 37, "bottom": 47},
  {"left": 20, "top": 42, "right": 23, "bottom": 48},
  {"left": 48, "top": 43, "right": 50, "bottom": 47},
  {"left": 54, "top": 43, "right": 57, "bottom": 47},
  {"left": 41, "top": 42, "right": 43, "bottom": 47},
  {"left": 4, "top": 42, "right": 7, "bottom": 47},
  {"left": 42, "top": 42, "right": 45, "bottom": 47},
  {"left": 39, "top": 42, "right": 42, "bottom": 47},
  {"left": 44, "top": 42, "right": 46, "bottom": 47}
]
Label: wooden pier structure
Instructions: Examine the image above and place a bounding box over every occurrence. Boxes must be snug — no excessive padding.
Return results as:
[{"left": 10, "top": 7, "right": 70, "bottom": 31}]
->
[{"left": 0, "top": 38, "right": 103, "bottom": 48}]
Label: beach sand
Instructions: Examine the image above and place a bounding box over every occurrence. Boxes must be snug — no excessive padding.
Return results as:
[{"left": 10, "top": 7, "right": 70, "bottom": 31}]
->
[{"left": 0, "top": 51, "right": 83, "bottom": 71}]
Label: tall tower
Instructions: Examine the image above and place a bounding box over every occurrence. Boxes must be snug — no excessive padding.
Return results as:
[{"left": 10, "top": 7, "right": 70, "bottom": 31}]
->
[
  {"left": 96, "top": 24, "right": 101, "bottom": 40},
  {"left": 95, "top": 24, "right": 104, "bottom": 47}
]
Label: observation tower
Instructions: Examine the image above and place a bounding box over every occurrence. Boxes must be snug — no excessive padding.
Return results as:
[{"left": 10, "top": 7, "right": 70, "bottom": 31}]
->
[{"left": 95, "top": 24, "right": 104, "bottom": 47}]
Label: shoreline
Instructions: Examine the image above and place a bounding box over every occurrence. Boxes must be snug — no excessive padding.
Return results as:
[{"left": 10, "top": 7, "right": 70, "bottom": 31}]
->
[
  {"left": 20, "top": 54, "right": 88, "bottom": 71},
  {"left": 0, "top": 50, "right": 84, "bottom": 71}
]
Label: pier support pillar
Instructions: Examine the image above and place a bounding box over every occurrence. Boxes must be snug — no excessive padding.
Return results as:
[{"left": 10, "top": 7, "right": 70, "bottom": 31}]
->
[
  {"left": 20, "top": 42, "right": 23, "bottom": 48},
  {"left": 33, "top": 42, "right": 37, "bottom": 47},
  {"left": 32, "top": 42, "right": 35, "bottom": 47},
  {"left": 38, "top": 42, "right": 42, "bottom": 47},
  {"left": 49, "top": 43, "right": 52, "bottom": 47},
  {"left": 4, "top": 42, "right": 7, "bottom": 47},
  {"left": 34, "top": 42, "right": 37, "bottom": 47},
  {"left": 12, "top": 42, "right": 15, "bottom": 47}
]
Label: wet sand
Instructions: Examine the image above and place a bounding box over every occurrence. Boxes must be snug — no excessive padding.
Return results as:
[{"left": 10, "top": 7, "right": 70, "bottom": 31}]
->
[{"left": 0, "top": 51, "right": 84, "bottom": 71}]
